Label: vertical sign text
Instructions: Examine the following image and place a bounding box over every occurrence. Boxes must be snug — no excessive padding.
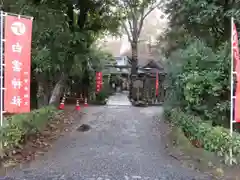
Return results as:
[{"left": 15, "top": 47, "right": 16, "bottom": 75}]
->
[{"left": 4, "top": 15, "right": 32, "bottom": 113}]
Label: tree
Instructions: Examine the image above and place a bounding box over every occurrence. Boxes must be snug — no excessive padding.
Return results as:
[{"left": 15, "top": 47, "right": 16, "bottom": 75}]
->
[
  {"left": 120, "top": 0, "right": 162, "bottom": 74},
  {"left": 164, "top": 0, "right": 240, "bottom": 48},
  {"left": 162, "top": 0, "right": 240, "bottom": 127},
  {"left": 1, "top": 0, "right": 121, "bottom": 108},
  {"left": 2, "top": 0, "right": 73, "bottom": 107}
]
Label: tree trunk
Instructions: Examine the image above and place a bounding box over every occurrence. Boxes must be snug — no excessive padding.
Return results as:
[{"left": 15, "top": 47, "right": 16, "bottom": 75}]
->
[
  {"left": 223, "top": 0, "right": 231, "bottom": 42},
  {"left": 129, "top": 41, "right": 138, "bottom": 99},
  {"left": 131, "top": 41, "right": 138, "bottom": 75},
  {"left": 49, "top": 75, "right": 66, "bottom": 106},
  {"left": 37, "top": 81, "right": 49, "bottom": 108},
  {"left": 30, "top": 74, "right": 38, "bottom": 110},
  {"left": 35, "top": 73, "right": 50, "bottom": 108}
]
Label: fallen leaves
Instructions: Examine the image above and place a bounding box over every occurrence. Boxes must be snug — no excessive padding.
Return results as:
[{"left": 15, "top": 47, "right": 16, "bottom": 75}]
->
[{"left": 1, "top": 108, "right": 79, "bottom": 169}]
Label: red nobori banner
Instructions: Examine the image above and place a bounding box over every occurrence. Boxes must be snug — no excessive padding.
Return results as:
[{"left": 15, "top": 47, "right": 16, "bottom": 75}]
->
[
  {"left": 233, "top": 23, "right": 240, "bottom": 72},
  {"left": 233, "top": 22, "right": 240, "bottom": 122},
  {"left": 4, "top": 15, "right": 33, "bottom": 113},
  {"left": 155, "top": 72, "right": 159, "bottom": 96},
  {"left": 96, "top": 72, "right": 102, "bottom": 93}
]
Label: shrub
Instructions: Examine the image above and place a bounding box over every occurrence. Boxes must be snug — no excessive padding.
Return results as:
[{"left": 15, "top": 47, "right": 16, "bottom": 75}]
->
[
  {"left": 0, "top": 106, "right": 58, "bottom": 156},
  {"left": 94, "top": 79, "right": 112, "bottom": 103},
  {"left": 165, "top": 108, "right": 240, "bottom": 164},
  {"left": 101, "top": 79, "right": 114, "bottom": 96},
  {"left": 95, "top": 90, "right": 108, "bottom": 102},
  {"left": 165, "top": 39, "right": 230, "bottom": 126}
]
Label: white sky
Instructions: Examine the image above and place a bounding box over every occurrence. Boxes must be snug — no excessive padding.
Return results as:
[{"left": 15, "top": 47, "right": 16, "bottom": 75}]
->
[{"left": 97, "top": 8, "right": 169, "bottom": 56}]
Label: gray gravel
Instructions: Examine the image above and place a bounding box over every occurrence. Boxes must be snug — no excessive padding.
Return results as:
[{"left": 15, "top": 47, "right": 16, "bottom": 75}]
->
[{"left": 3, "top": 94, "right": 211, "bottom": 180}]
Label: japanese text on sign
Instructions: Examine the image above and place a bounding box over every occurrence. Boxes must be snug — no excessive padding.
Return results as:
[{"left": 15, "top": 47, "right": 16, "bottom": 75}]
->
[
  {"left": 4, "top": 15, "right": 32, "bottom": 113},
  {"left": 96, "top": 72, "right": 102, "bottom": 93}
]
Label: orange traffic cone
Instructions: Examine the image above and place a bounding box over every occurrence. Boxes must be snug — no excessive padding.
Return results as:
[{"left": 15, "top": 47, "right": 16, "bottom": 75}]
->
[
  {"left": 84, "top": 98, "right": 88, "bottom": 107},
  {"left": 75, "top": 99, "right": 81, "bottom": 110},
  {"left": 59, "top": 96, "right": 66, "bottom": 110}
]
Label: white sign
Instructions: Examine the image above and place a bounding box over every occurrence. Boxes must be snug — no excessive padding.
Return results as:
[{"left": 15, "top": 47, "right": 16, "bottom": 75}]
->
[
  {"left": 12, "top": 42, "right": 22, "bottom": 53},
  {"left": 11, "top": 22, "right": 26, "bottom": 36},
  {"left": 11, "top": 78, "right": 22, "bottom": 89},
  {"left": 12, "top": 60, "right": 22, "bottom": 72},
  {"left": 11, "top": 96, "right": 22, "bottom": 106}
]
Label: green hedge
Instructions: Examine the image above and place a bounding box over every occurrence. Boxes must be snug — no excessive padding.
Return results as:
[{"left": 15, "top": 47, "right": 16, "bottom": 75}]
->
[
  {"left": 165, "top": 108, "right": 240, "bottom": 164},
  {"left": 0, "top": 106, "right": 58, "bottom": 157}
]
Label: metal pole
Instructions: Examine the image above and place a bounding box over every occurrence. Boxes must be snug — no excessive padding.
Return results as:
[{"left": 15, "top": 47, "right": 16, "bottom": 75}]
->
[
  {"left": 4, "top": 11, "right": 33, "bottom": 20},
  {"left": 230, "top": 16, "right": 234, "bottom": 165},
  {"left": 0, "top": 11, "right": 4, "bottom": 127}
]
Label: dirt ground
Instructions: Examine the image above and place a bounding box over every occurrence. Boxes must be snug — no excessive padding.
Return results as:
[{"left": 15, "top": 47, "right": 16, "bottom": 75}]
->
[{"left": 0, "top": 105, "right": 80, "bottom": 176}]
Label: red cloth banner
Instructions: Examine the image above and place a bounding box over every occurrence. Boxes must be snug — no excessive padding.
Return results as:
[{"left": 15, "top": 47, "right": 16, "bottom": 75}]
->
[
  {"left": 4, "top": 15, "right": 32, "bottom": 113},
  {"left": 96, "top": 72, "right": 102, "bottom": 93},
  {"left": 233, "top": 22, "right": 240, "bottom": 122},
  {"left": 233, "top": 24, "right": 240, "bottom": 73},
  {"left": 155, "top": 73, "right": 159, "bottom": 96}
]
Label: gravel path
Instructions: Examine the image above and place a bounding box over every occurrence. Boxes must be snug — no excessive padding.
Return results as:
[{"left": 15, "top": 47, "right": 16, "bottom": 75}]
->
[{"left": 4, "top": 93, "right": 211, "bottom": 180}]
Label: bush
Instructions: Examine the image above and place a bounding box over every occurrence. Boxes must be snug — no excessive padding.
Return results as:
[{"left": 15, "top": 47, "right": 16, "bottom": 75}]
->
[
  {"left": 95, "top": 90, "right": 108, "bottom": 102},
  {"left": 0, "top": 106, "right": 58, "bottom": 156},
  {"left": 165, "top": 39, "right": 230, "bottom": 126},
  {"left": 165, "top": 108, "right": 240, "bottom": 164},
  {"left": 101, "top": 79, "right": 114, "bottom": 96},
  {"left": 93, "top": 79, "right": 112, "bottom": 104}
]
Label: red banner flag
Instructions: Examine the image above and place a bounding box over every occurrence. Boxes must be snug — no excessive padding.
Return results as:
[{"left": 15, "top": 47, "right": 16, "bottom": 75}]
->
[
  {"left": 155, "top": 73, "right": 159, "bottom": 96},
  {"left": 4, "top": 15, "right": 33, "bottom": 113},
  {"left": 96, "top": 72, "right": 102, "bottom": 93},
  {"left": 233, "top": 24, "right": 240, "bottom": 73},
  {"left": 233, "top": 21, "right": 240, "bottom": 122}
]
